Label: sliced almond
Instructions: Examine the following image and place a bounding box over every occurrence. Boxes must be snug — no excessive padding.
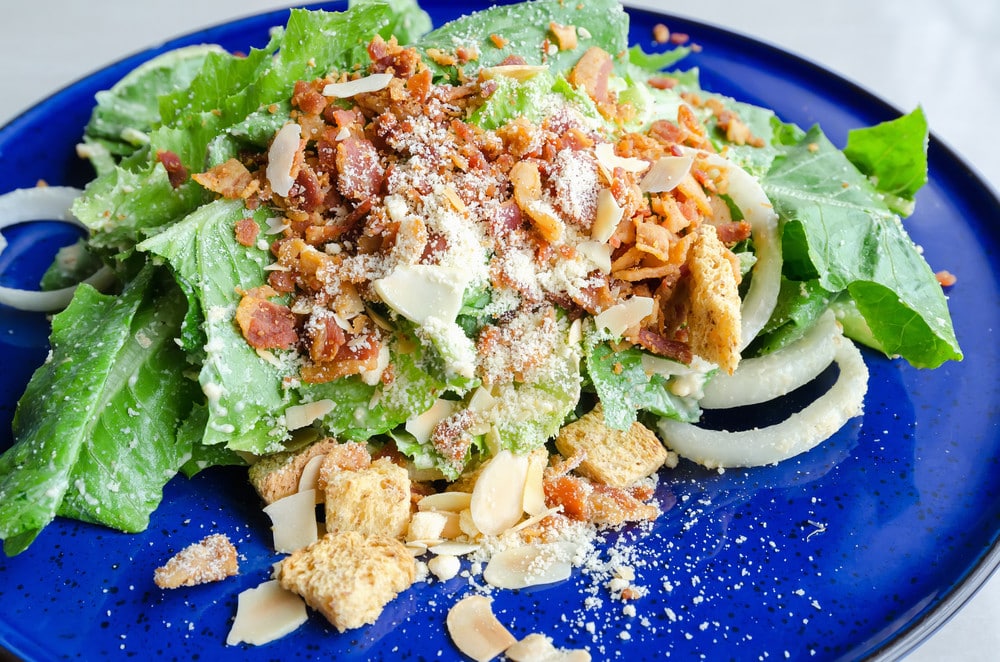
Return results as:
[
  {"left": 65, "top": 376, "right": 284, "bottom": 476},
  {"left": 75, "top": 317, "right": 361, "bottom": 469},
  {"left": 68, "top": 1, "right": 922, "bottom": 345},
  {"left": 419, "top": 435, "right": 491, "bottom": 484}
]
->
[
  {"left": 322, "top": 72, "right": 393, "bottom": 98},
  {"left": 640, "top": 155, "right": 694, "bottom": 193},
  {"left": 405, "top": 398, "right": 460, "bottom": 445},
  {"left": 446, "top": 596, "right": 517, "bottom": 662},
  {"left": 480, "top": 64, "right": 548, "bottom": 81},
  {"left": 594, "top": 142, "right": 649, "bottom": 175},
  {"left": 262, "top": 489, "right": 318, "bottom": 554},
  {"left": 284, "top": 399, "right": 335, "bottom": 431},
  {"left": 576, "top": 241, "right": 612, "bottom": 274},
  {"left": 482, "top": 543, "right": 574, "bottom": 590},
  {"left": 470, "top": 450, "right": 530, "bottom": 536},
  {"left": 419, "top": 491, "right": 473, "bottom": 513},
  {"left": 427, "top": 540, "right": 480, "bottom": 556},
  {"left": 297, "top": 454, "right": 326, "bottom": 503},
  {"left": 522, "top": 449, "right": 548, "bottom": 517},
  {"left": 266, "top": 123, "right": 301, "bottom": 198},
  {"left": 226, "top": 580, "right": 308, "bottom": 646},
  {"left": 509, "top": 506, "right": 561, "bottom": 533},
  {"left": 506, "top": 634, "right": 591, "bottom": 662},
  {"left": 591, "top": 188, "right": 623, "bottom": 243}
]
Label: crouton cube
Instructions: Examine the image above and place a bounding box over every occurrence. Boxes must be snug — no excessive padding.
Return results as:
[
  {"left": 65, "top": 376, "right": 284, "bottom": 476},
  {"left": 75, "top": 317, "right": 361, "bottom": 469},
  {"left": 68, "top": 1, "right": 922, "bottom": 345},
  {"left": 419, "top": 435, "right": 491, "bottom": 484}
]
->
[
  {"left": 554, "top": 404, "right": 667, "bottom": 488},
  {"left": 248, "top": 437, "right": 339, "bottom": 504},
  {"left": 324, "top": 457, "right": 411, "bottom": 539},
  {"left": 684, "top": 224, "right": 742, "bottom": 374},
  {"left": 154, "top": 533, "right": 238, "bottom": 589},
  {"left": 278, "top": 531, "right": 416, "bottom": 632}
]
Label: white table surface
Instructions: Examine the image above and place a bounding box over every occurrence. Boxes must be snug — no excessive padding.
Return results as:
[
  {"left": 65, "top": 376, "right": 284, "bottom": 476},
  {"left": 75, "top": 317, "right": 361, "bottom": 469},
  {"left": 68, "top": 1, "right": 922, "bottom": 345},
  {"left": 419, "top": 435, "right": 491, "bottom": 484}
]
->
[{"left": 2, "top": 1, "right": 997, "bottom": 660}]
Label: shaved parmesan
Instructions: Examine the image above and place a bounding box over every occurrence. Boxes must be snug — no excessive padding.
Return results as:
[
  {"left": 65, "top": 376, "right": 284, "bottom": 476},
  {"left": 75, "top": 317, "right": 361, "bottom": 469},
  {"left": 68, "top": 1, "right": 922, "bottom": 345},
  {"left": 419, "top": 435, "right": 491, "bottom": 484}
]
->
[
  {"left": 322, "top": 72, "right": 394, "bottom": 98},
  {"left": 480, "top": 64, "right": 549, "bottom": 81},
  {"left": 266, "top": 123, "right": 301, "bottom": 197},
  {"left": 576, "top": 241, "right": 612, "bottom": 274},
  {"left": 226, "top": 580, "right": 308, "bottom": 646},
  {"left": 373, "top": 264, "right": 469, "bottom": 325},
  {"left": 262, "top": 489, "right": 318, "bottom": 553},
  {"left": 639, "top": 155, "right": 693, "bottom": 193}
]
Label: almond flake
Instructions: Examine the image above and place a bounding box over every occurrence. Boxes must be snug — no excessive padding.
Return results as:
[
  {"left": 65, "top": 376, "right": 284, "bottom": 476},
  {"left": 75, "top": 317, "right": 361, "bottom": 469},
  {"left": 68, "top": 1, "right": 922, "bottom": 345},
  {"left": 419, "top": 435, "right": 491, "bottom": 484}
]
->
[
  {"left": 322, "top": 72, "right": 393, "bottom": 98},
  {"left": 482, "top": 543, "right": 574, "bottom": 589},
  {"left": 470, "top": 450, "right": 530, "bottom": 536},
  {"left": 446, "top": 596, "right": 517, "bottom": 662},
  {"left": 284, "top": 399, "right": 335, "bottom": 431}
]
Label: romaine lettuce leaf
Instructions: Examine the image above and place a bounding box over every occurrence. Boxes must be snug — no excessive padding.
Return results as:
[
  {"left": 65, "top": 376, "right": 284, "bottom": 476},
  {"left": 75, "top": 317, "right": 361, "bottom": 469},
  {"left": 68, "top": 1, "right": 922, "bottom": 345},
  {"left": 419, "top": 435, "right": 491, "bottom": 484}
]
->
[
  {"left": 843, "top": 106, "right": 928, "bottom": 216},
  {"left": 764, "top": 126, "right": 961, "bottom": 367},
  {"left": 0, "top": 266, "right": 196, "bottom": 555},
  {"left": 140, "top": 199, "right": 298, "bottom": 453}
]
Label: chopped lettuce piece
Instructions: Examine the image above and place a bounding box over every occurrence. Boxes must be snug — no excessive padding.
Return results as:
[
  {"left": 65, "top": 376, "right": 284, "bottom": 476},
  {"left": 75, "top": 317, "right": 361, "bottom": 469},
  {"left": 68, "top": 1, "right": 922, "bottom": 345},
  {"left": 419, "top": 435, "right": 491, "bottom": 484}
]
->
[
  {"left": 765, "top": 126, "right": 961, "bottom": 367},
  {"left": 0, "top": 266, "right": 196, "bottom": 554}
]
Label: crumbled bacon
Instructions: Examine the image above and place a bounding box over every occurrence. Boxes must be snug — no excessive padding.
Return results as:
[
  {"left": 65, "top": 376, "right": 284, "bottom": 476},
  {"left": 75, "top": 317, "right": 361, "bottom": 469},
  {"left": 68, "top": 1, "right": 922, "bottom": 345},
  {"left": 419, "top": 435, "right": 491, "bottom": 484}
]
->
[
  {"left": 156, "top": 150, "right": 188, "bottom": 188},
  {"left": 235, "top": 295, "right": 298, "bottom": 350},
  {"left": 234, "top": 218, "right": 259, "bottom": 247},
  {"left": 635, "top": 327, "right": 693, "bottom": 364},
  {"left": 335, "top": 136, "right": 384, "bottom": 201}
]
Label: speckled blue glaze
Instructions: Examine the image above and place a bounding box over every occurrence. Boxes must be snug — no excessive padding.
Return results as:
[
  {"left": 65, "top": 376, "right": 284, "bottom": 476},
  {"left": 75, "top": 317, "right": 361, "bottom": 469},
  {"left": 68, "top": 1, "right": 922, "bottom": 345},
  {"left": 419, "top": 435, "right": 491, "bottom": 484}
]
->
[{"left": 1, "top": 2, "right": 998, "bottom": 660}]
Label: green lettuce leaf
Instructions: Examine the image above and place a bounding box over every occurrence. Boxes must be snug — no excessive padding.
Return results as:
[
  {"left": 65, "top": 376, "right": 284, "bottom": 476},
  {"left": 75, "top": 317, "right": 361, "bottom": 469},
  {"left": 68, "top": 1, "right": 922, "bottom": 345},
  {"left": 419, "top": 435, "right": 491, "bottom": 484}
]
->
[
  {"left": 418, "top": 0, "right": 628, "bottom": 80},
  {"left": 0, "top": 266, "right": 196, "bottom": 555},
  {"left": 843, "top": 106, "right": 928, "bottom": 216},
  {"left": 765, "top": 126, "right": 961, "bottom": 367}
]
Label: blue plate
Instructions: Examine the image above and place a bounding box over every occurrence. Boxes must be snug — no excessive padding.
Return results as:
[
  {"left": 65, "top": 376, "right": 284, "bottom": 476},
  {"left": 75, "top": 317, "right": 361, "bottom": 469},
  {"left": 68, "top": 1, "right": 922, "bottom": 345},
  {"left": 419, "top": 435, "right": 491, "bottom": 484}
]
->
[{"left": 1, "top": 2, "right": 998, "bottom": 660}]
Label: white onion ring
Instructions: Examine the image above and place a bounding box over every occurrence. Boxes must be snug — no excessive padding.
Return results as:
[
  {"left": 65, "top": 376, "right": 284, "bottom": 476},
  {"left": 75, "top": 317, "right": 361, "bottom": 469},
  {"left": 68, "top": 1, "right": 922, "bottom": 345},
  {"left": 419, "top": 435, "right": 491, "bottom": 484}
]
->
[
  {"left": 657, "top": 336, "right": 868, "bottom": 468},
  {"left": 701, "top": 310, "right": 839, "bottom": 409},
  {"left": 681, "top": 149, "right": 783, "bottom": 350},
  {"left": 0, "top": 186, "right": 115, "bottom": 312}
]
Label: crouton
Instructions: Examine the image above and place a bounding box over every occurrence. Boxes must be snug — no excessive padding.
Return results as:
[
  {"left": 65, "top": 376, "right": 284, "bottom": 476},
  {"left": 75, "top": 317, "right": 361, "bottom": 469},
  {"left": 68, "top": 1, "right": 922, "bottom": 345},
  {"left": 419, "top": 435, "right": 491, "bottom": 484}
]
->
[
  {"left": 154, "top": 533, "right": 238, "bottom": 589},
  {"left": 324, "top": 457, "right": 411, "bottom": 539},
  {"left": 248, "top": 437, "right": 340, "bottom": 504},
  {"left": 554, "top": 404, "right": 667, "bottom": 488},
  {"left": 277, "top": 531, "right": 415, "bottom": 632},
  {"left": 315, "top": 441, "right": 372, "bottom": 493},
  {"left": 684, "top": 224, "right": 742, "bottom": 374}
]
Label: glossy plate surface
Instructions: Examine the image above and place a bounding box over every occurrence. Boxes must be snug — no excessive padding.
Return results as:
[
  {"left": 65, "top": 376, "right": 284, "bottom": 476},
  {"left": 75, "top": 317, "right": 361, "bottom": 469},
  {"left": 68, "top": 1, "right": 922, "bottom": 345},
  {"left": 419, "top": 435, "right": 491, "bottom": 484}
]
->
[{"left": 1, "top": 2, "right": 998, "bottom": 660}]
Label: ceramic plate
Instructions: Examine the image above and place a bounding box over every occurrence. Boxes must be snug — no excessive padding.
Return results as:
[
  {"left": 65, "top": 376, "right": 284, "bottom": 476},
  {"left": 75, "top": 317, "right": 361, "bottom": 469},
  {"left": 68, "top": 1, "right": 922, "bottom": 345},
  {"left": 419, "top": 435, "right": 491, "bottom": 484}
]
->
[{"left": 1, "top": 2, "right": 998, "bottom": 660}]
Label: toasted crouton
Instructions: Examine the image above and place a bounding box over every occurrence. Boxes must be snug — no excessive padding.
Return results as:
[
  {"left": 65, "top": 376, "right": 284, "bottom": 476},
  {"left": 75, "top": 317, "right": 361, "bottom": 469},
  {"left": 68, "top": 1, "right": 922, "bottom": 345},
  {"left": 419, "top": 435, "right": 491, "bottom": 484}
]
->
[
  {"left": 154, "top": 533, "right": 238, "bottom": 589},
  {"left": 277, "top": 531, "right": 415, "bottom": 632},
  {"left": 324, "top": 457, "right": 411, "bottom": 539},
  {"left": 248, "top": 437, "right": 340, "bottom": 504},
  {"left": 554, "top": 404, "right": 668, "bottom": 488},
  {"left": 684, "top": 224, "right": 742, "bottom": 374}
]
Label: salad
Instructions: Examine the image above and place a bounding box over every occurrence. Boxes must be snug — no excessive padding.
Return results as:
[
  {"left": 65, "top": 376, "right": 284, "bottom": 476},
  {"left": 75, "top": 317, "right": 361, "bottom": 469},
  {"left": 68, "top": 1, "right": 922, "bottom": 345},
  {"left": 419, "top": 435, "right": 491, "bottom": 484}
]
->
[{"left": 0, "top": 0, "right": 961, "bottom": 652}]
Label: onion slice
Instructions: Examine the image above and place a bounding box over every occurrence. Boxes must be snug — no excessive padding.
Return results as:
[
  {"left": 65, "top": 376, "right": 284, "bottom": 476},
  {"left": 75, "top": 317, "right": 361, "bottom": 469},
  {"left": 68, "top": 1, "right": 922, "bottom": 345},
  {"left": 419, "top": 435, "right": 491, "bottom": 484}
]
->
[
  {"left": 658, "top": 336, "right": 868, "bottom": 468},
  {"left": 0, "top": 186, "right": 115, "bottom": 312},
  {"left": 700, "top": 310, "right": 839, "bottom": 409},
  {"left": 681, "top": 149, "right": 782, "bottom": 350}
]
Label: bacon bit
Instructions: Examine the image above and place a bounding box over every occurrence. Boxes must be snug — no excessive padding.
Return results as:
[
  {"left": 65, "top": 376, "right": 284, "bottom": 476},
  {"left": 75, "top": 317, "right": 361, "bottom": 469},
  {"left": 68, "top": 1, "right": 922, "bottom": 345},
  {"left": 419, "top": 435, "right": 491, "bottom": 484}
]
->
[
  {"left": 669, "top": 32, "right": 690, "bottom": 45},
  {"left": 636, "top": 327, "right": 693, "bottom": 364},
  {"left": 335, "top": 136, "right": 384, "bottom": 201},
  {"left": 653, "top": 23, "right": 670, "bottom": 44},
  {"left": 268, "top": 269, "right": 297, "bottom": 293},
  {"left": 305, "top": 313, "right": 347, "bottom": 363},
  {"left": 300, "top": 332, "right": 381, "bottom": 384},
  {"left": 292, "top": 79, "right": 328, "bottom": 116},
  {"left": 193, "top": 159, "right": 255, "bottom": 199},
  {"left": 543, "top": 474, "right": 590, "bottom": 520},
  {"left": 649, "top": 76, "right": 678, "bottom": 90},
  {"left": 489, "top": 33, "right": 508, "bottom": 49},
  {"left": 455, "top": 46, "right": 479, "bottom": 64},
  {"left": 498, "top": 54, "right": 528, "bottom": 66},
  {"left": 235, "top": 295, "right": 298, "bottom": 350},
  {"left": 234, "top": 218, "right": 260, "bottom": 247},
  {"left": 156, "top": 150, "right": 188, "bottom": 189},
  {"left": 712, "top": 219, "right": 752, "bottom": 245},
  {"left": 549, "top": 22, "right": 578, "bottom": 51},
  {"left": 936, "top": 270, "right": 957, "bottom": 287},
  {"left": 426, "top": 48, "right": 457, "bottom": 67},
  {"left": 431, "top": 410, "right": 475, "bottom": 466},
  {"left": 568, "top": 47, "right": 614, "bottom": 112}
]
